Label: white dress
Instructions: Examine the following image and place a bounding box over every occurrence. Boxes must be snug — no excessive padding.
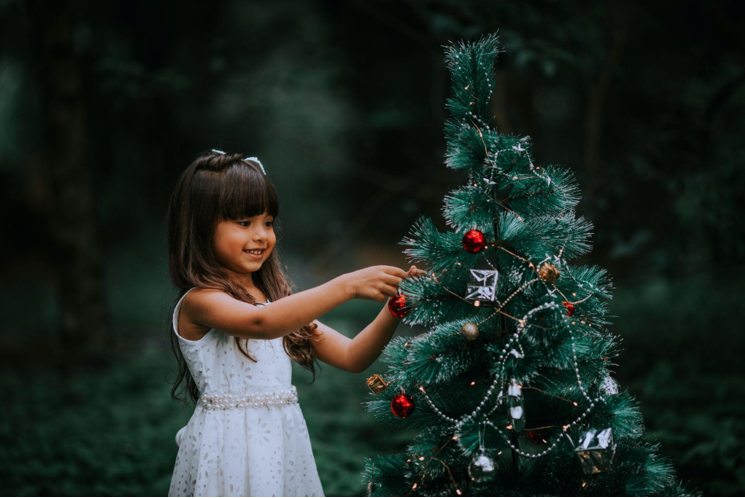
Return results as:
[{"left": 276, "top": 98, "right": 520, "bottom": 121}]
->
[{"left": 168, "top": 288, "right": 324, "bottom": 497}]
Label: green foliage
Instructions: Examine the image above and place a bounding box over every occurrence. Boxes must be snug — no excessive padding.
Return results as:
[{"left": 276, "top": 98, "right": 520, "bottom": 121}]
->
[
  {"left": 0, "top": 349, "right": 191, "bottom": 496},
  {"left": 1, "top": 273, "right": 742, "bottom": 495},
  {"left": 362, "top": 33, "right": 693, "bottom": 496}
]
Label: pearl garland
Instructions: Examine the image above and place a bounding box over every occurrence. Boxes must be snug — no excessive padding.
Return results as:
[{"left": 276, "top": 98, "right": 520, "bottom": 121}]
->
[
  {"left": 199, "top": 387, "right": 298, "bottom": 411},
  {"left": 418, "top": 298, "right": 609, "bottom": 462},
  {"left": 419, "top": 302, "right": 556, "bottom": 428}
]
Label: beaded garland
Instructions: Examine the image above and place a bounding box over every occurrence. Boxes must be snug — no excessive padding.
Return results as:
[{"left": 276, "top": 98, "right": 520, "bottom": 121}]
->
[{"left": 199, "top": 387, "right": 298, "bottom": 411}]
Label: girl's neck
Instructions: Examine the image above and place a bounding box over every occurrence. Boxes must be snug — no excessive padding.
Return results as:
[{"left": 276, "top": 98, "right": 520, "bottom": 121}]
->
[
  {"left": 223, "top": 270, "right": 257, "bottom": 291},
  {"left": 224, "top": 270, "right": 266, "bottom": 301}
]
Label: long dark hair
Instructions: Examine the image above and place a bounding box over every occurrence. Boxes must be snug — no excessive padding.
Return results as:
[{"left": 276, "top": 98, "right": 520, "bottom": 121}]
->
[{"left": 166, "top": 150, "right": 319, "bottom": 404}]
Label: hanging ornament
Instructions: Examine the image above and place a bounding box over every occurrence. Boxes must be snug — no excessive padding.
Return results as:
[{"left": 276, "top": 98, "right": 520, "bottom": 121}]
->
[
  {"left": 469, "top": 424, "right": 497, "bottom": 482},
  {"left": 562, "top": 301, "right": 575, "bottom": 317},
  {"left": 367, "top": 461, "right": 377, "bottom": 496},
  {"left": 391, "top": 390, "right": 415, "bottom": 418},
  {"left": 573, "top": 428, "right": 617, "bottom": 474},
  {"left": 366, "top": 481, "right": 377, "bottom": 496},
  {"left": 460, "top": 322, "right": 480, "bottom": 341},
  {"left": 366, "top": 374, "right": 388, "bottom": 395},
  {"left": 506, "top": 379, "right": 525, "bottom": 432},
  {"left": 538, "top": 263, "right": 561, "bottom": 284},
  {"left": 462, "top": 229, "right": 487, "bottom": 253},
  {"left": 599, "top": 375, "right": 619, "bottom": 396},
  {"left": 465, "top": 269, "right": 498, "bottom": 302},
  {"left": 509, "top": 348, "right": 524, "bottom": 359},
  {"left": 527, "top": 430, "right": 547, "bottom": 445},
  {"left": 468, "top": 451, "right": 496, "bottom": 482},
  {"left": 388, "top": 292, "right": 412, "bottom": 318}
]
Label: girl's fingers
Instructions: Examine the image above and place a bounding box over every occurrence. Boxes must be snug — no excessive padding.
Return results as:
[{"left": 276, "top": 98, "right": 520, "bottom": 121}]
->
[
  {"left": 383, "top": 266, "right": 408, "bottom": 278},
  {"left": 382, "top": 284, "right": 399, "bottom": 297},
  {"left": 406, "top": 265, "right": 427, "bottom": 278},
  {"left": 384, "top": 274, "right": 404, "bottom": 287}
]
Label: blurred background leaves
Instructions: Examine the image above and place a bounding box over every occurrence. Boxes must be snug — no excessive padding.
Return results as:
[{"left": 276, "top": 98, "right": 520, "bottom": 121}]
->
[{"left": 1, "top": 0, "right": 743, "bottom": 495}]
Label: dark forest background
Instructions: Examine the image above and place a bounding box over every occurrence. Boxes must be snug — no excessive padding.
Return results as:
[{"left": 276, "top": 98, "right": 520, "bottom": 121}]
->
[{"left": 1, "top": 0, "right": 744, "bottom": 495}]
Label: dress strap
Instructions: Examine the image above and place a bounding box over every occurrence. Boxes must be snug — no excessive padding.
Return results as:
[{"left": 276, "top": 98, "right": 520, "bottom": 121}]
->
[{"left": 172, "top": 288, "right": 199, "bottom": 341}]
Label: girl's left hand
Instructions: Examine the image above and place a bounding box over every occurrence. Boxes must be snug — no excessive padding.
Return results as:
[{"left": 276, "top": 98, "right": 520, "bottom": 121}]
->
[{"left": 406, "top": 265, "right": 427, "bottom": 279}]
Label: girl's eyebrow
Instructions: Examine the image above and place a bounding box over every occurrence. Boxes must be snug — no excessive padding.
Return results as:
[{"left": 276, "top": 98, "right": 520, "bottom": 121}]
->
[{"left": 236, "top": 214, "right": 274, "bottom": 220}]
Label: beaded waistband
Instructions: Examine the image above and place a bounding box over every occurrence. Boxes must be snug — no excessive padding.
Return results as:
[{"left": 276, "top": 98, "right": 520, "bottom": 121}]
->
[{"left": 199, "top": 386, "right": 298, "bottom": 411}]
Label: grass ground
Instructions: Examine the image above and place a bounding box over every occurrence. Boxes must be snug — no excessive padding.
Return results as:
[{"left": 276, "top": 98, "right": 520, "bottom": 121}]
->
[{"left": 0, "top": 271, "right": 742, "bottom": 496}]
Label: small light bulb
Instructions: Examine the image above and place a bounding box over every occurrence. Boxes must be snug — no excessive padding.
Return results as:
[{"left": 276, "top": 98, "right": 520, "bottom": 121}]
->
[
  {"left": 412, "top": 483, "right": 418, "bottom": 490},
  {"left": 506, "top": 424, "right": 513, "bottom": 430},
  {"left": 456, "top": 489, "right": 462, "bottom": 495},
  {"left": 418, "top": 456, "right": 425, "bottom": 461},
  {"left": 573, "top": 402, "right": 578, "bottom": 406},
  {"left": 452, "top": 435, "right": 458, "bottom": 440},
  {"left": 474, "top": 300, "right": 481, "bottom": 307},
  {"left": 470, "top": 381, "right": 476, "bottom": 386}
]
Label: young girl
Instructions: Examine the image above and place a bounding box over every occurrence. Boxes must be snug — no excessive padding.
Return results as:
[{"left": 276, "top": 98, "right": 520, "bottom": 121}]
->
[{"left": 166, "top": 150, "right": 424, "bottom": 497}]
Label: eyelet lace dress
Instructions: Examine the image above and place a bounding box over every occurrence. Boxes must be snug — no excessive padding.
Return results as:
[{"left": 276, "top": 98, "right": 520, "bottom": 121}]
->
[{"left": 168, "top": 289, "right": 324, "bottom": 497}]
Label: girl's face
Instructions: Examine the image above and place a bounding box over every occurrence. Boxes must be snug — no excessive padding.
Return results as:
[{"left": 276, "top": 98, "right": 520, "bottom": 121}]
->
[{"left": 214, "top": 211, "right": 276, "bottom": 284}]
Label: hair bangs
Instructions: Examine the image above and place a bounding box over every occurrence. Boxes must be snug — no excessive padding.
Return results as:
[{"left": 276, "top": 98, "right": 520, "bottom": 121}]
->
[{"left": 219, "top": 162, "right": 279, "bottom": 221}]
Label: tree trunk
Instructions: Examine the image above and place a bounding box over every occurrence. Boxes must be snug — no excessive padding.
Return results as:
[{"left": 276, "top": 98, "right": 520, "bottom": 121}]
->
[
  {"left": 27, "top": 0, "right": 108, "bottom": 362},
  {"left": 584, "top": 27, "right": 626, "bottom": 201}
]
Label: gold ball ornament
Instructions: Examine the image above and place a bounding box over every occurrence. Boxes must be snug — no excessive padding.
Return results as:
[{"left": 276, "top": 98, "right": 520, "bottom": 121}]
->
[
  {"left": 460, "top": 322, "right": 480, "bottom": 341},
  {"left": 538, "top": 263, "right": 561, "bottom": 284}
]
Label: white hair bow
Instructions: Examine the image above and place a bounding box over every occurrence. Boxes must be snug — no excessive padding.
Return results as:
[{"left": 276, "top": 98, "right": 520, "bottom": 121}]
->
[{"left": 211, "top": 149, "right": 266, "bottom": 175}]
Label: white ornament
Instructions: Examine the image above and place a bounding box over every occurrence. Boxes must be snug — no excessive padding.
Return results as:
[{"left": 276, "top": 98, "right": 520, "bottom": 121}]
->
[{"left": 466, "top": 269, "right": 498, "bottom": 302}]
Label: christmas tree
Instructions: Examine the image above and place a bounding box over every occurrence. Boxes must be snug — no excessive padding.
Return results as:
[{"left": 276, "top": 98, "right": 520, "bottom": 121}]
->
[{"left": 362, "top": 33, "right": 692, "bottom": 497}]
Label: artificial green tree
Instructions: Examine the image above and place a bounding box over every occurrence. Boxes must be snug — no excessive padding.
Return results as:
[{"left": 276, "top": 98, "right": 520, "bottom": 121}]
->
[{"left": 363, "top": 33, "right": 691, "bottom": 497}]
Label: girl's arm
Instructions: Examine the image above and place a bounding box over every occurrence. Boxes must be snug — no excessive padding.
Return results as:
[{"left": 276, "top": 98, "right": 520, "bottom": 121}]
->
[
  {"left": 183, "top": 265, "right": 408, "bottom": 340},
  {"left": 311, "top": 266, "right": 426, "bottom": 373}
]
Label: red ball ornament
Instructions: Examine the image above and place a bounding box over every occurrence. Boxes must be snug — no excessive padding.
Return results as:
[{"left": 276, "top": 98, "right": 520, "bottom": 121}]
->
[
  {"left": 391, "top": 393, "right": 415, "bottom": 418},
  {"left": 388, "top": 292, "right": 411, "bottom": 318},
  {"left": 563, "top": 301, "right": 575, "bottom": 317},
  {"left": 528, "top": 430, "right": 547, "bottom": 445},
  {"left": 463, "top": 229, "right": 487, "bottom": 253}
]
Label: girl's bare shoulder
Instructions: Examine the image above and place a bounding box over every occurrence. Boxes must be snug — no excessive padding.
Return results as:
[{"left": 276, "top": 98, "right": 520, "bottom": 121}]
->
[
  {"left": 182, "top": 288, "right": 232, "bottom": 319},
  {"left": 177, "top": 289, "right": 220, "bottom": 341}
]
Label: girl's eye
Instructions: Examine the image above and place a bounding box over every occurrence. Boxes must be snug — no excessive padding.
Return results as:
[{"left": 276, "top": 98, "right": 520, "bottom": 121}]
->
[{"left": 237, "top": 220, "right": 274, "bottom": 227}]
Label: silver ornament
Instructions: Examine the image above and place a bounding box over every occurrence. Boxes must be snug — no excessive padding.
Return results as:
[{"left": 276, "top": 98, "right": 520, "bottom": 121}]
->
[
  {"left": 574, "top": 428, "right": 617, "bottom": 474},
  {"left": 468, "top": 452, "right": 496, "bottom": 482},
  {"left": 465, "top": 269, "right": 498, "bottom": 302},
  {"left": 507, "top": 379, "right": 525, "bottom": 432},
  {"left": 600, "top": 376, "right": 619, "bottom": 395}
]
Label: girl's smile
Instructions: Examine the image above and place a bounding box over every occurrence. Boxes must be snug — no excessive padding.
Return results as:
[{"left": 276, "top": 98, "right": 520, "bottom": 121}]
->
[{"left": 244, "top": 248, "right": 265, "bottom": 259}]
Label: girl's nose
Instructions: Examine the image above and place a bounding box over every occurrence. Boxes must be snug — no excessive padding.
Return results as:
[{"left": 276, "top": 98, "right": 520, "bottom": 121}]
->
[{"left": 253, "top": 228, "right": 267, "bottom": 241}]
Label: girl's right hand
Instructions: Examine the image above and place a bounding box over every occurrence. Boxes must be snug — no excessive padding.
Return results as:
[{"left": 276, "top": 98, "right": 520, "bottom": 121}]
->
[{"left": 344, "top": 265, "right": 408, "bottom": 303}]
